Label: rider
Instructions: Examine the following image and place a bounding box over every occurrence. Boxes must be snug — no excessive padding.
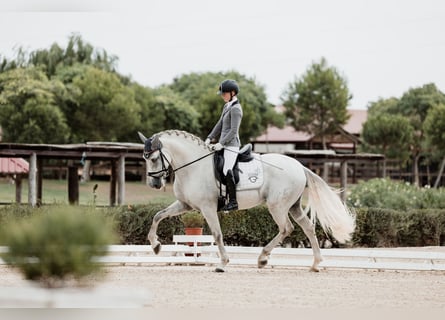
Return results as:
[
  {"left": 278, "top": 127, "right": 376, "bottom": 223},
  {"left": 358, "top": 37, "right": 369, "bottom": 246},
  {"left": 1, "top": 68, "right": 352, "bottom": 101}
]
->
[{"left": 205, "top": 79, "right": 243, "bottom": 211}]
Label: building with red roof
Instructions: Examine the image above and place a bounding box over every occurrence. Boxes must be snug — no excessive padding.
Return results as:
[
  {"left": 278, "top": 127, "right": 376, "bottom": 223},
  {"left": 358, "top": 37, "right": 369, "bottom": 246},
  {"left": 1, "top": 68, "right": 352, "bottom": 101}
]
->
[{"left": 252, "top": 108, "right": 367, "bottom": 154}]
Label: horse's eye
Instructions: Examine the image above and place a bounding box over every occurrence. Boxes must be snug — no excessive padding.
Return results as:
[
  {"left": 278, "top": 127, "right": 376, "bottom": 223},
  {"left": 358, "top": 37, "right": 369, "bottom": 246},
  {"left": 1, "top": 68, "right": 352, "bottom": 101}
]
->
[{"left": 143, "top": 153, "right": 150, "bottom": 160}]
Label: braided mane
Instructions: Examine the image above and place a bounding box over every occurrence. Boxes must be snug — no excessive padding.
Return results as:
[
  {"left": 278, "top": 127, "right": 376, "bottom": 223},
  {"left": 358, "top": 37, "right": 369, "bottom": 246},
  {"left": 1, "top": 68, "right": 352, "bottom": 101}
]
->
[{"left": 156, "top": 130, "right": 207, "bottom": 148}]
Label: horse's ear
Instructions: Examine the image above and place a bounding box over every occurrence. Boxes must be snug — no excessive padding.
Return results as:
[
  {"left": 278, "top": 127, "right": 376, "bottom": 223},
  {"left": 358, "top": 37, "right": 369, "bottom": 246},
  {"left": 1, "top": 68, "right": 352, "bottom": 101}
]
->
[{"left": 137, "top": 132, "right": 147, "bottom": 143}]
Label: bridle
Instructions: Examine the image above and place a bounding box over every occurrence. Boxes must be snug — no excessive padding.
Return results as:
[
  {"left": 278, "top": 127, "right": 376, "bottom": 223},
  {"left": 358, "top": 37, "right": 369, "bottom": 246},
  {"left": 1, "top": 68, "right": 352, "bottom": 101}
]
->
[
  {"left": 143, "top": 147, "right": 171, "bottom": 178},
  {"left": 143, "top": 141, "right": 215, "bottom": 179}
]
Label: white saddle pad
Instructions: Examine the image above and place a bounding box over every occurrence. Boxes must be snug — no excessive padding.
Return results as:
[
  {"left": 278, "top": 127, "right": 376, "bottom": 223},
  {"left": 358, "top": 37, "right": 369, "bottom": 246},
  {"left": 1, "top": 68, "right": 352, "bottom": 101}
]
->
[{"left": 236, "top": 156, "right": 264, "bottom": 191}]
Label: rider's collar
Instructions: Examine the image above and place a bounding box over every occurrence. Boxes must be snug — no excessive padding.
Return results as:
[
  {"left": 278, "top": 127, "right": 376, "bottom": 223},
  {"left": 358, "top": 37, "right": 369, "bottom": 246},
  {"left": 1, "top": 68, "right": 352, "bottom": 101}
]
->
[{"left": 225, "top": 98, "right": 239, "bottom": 109}]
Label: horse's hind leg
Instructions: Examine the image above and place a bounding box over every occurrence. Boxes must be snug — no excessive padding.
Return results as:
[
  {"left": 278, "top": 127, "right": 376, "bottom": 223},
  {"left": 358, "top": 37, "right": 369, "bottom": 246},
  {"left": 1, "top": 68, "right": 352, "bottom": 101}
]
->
[
  {"left": 289, "top": 201, "right": 322, "bottom": 272},
  {"left": 147, "top": 200, "right": 191, "bottom": 254},
  {"left": 258, "top": 205, "right": 294, "bottom": 269}
]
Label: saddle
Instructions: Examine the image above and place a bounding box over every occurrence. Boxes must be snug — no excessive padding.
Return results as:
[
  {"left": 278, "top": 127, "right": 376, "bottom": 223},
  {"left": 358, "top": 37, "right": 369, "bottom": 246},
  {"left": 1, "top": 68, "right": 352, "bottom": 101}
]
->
[{"left": 213, "top": 143, "right": 254, "bottom": 185}]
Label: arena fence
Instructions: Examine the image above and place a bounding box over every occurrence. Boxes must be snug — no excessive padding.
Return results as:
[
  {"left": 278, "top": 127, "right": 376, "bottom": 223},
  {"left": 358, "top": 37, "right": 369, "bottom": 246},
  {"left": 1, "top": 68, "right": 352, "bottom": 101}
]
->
[{"left": 1, "top": 235, "right": 445, "bottom": 271}]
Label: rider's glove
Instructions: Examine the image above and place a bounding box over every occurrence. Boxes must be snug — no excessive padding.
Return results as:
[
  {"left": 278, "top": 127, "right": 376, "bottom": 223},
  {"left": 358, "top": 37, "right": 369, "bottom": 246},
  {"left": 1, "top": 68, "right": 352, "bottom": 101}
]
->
[
  {"left": 204, "top": 138, "right": 211, "bottom": 146},
  {"left": 211, "top": 143, "right": 223, "bottom": 151}
]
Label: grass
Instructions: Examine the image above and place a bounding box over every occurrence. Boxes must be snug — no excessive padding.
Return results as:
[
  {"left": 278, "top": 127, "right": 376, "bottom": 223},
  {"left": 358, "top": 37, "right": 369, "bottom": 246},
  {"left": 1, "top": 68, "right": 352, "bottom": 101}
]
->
[{"left": 0, "top": 177, "right": 176, "bottom": 206}]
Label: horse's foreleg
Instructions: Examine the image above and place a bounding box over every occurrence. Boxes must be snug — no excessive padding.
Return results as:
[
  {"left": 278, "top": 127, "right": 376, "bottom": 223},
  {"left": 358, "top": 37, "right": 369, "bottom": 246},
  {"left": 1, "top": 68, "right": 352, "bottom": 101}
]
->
[
  {"left": 147, "top": 200, "right": 191, "bottom": 254},
  {"left": 201, "top": 208, "right": 229, "bottom": 273},
  {"left": 213, "top": 232, "right": 230, "bottom": 273},
  {"left": 289, "top": 204, "right": 322, "bottom": 272},
  {"left": 258, "top": 206, "right": 294, "bottom": 269}
]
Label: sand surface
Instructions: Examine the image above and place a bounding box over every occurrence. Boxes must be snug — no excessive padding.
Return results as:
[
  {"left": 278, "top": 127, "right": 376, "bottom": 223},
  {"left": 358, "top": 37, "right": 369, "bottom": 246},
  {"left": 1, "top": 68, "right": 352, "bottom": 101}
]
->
[{"left": 1, "top": 263, "right": 445, "bottom": 309}]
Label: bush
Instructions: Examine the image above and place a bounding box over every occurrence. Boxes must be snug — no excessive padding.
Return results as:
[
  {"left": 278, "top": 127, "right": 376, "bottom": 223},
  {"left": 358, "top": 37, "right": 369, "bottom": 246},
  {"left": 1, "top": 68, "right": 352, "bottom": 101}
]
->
[
  {"left": 352, "top": 207, "right": 445, "bottom": 247},
  {"left": 347, "top": 178, "right": 445, "bottom": 210},
  {"left": 0, "top": 205, "right": 116, "bottom": 287},
  {"left": 181, "top": 211, "right": 205, "bottom": 228},
  {"left": 352, "top": 208, "right": 403, "bottom": 247},
  {"left": 103, "top": 203, "right": 184, "bottom": 244},
  {"left": 218, "top": 206, "right": 332, "bottom": 247}
]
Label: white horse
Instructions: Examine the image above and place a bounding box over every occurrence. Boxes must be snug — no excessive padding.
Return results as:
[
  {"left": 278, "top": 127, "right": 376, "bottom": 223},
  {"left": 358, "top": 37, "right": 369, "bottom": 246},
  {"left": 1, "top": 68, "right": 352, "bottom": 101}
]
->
[{"left": 138, "top": 130, "right": 355, "bottom": 272}]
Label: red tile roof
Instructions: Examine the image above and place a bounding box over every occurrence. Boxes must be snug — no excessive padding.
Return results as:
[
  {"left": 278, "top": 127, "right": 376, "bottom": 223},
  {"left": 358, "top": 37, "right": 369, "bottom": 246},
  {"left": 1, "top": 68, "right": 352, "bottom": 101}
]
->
[
  {"left": 344, "top": 109, "right": 367, "bottom": 134},
  {"left": 255, "top": 126, "right": 312, "bottom": 142},
  {"left": 254, "top": 108, "right": 367, "bottom": 142},
  {"left": 0, "top": 158, "right": 29, "bottom": 174}
]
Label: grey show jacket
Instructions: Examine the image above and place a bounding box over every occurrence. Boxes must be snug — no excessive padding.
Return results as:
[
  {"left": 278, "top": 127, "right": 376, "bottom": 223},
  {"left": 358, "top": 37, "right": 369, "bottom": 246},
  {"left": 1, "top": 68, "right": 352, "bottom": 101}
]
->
[{"left": 207, "top": 100, "right": 243, "bottom": 147}]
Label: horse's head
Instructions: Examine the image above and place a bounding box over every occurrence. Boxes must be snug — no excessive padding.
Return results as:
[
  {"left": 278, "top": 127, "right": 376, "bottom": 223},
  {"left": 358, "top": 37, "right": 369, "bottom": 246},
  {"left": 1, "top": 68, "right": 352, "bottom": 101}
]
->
[{"left": 138, "top": 132, "right": 171, "bottom": 189}]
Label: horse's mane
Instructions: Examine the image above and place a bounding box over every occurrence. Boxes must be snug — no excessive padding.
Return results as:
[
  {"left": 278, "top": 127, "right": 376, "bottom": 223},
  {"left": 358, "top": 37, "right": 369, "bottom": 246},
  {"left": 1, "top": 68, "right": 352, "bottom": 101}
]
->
[{"left": 155, "top": 130, "right": 207, "bottom": 148}]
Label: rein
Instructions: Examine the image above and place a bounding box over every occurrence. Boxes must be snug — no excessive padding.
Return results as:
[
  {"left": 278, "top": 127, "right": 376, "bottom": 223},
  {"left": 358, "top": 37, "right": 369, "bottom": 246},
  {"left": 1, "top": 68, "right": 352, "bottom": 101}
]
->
[
  {"left": 172, "top": 150, "right": 216, "bottom": 173},
  {"left": 146, "top": 148, "right": 215, "bottom": 178}
]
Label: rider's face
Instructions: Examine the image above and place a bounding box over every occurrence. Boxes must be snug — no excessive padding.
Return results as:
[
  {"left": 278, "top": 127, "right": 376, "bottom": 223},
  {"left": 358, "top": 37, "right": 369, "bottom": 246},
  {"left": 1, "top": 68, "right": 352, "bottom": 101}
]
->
[{"left": 221, "top": 91, "right": 231, "bottom": 103}]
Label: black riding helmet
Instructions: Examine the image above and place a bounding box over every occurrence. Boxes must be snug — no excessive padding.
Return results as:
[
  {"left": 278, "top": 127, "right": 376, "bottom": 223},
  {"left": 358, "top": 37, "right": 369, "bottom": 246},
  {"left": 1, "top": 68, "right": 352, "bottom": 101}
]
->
[{"left": 217, "top": 79, "right": 239, "bottom": 96}]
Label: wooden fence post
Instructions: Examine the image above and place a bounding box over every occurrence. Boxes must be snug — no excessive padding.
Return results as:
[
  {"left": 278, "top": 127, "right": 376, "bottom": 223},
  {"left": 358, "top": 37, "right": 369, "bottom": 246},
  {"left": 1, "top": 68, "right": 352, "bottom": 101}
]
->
[
  {"left": 340, "top": 160, "right": 348, "bottom": 202},
  {"left": 110, "top": 160, "right": 117, "bottom": 207},
  {"left": 68, "top": 164, "right": 79, "bottom": 205},
  {"left": 15, "top": 174, "right": 23, "bottom": 203},
  {"left": 117, "top": 155, "right": 125, "bottom": 205},
  {"left": 28, "top": 152, "right": 37, "bottom": 207}
]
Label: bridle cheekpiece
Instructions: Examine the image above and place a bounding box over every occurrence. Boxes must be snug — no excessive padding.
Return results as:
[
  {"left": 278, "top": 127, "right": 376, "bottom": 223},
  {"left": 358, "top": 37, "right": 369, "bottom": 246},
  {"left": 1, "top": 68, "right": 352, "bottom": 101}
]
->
[{"left": 143, "top": 137, "right": 171, "bottom": 178}]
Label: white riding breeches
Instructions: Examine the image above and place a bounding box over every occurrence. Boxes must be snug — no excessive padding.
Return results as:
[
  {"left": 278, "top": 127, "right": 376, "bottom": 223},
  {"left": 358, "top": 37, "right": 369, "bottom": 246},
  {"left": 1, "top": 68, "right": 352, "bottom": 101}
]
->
[{"left": 223, "top": 146, "right": 239, "bottom": 175}]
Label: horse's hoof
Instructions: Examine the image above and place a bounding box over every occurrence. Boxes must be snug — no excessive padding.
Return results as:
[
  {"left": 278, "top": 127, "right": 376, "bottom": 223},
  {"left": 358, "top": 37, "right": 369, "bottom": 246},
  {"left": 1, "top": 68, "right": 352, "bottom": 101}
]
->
[
  {"left": 153, "top": 243, "right": 161, "bottom": 255},
  {"left": 258, "top": 259, "right": 268, "bottom": 268},
  {"left": 309, "top": 266, "right": 320, "bottom": 272},
  {"left": 215, "top": 267, "right": 225, "bottom": 273}
]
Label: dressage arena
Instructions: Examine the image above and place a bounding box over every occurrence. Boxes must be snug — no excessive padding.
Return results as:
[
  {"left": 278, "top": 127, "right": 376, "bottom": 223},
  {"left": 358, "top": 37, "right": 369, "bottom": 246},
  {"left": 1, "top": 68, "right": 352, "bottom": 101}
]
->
[{"left": 1, "top": 245, "right": 445, "bottom": 309}]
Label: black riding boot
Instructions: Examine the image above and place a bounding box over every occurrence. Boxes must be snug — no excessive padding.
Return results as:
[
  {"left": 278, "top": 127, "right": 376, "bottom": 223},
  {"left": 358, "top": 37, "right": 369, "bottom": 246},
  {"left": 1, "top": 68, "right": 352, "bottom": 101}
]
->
[{"left": 222, "top": 169, "right": 238, "bottom": 211}]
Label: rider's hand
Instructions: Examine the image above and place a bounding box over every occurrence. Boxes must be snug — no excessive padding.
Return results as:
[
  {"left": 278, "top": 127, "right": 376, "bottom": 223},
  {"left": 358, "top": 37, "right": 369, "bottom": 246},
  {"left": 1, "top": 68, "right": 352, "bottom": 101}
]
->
[
  {"left": 211, "top": 143, "right": 223, "bottom": 151},
  {"left": 204, "top": 138, "right": 211, "bottom": 146}
]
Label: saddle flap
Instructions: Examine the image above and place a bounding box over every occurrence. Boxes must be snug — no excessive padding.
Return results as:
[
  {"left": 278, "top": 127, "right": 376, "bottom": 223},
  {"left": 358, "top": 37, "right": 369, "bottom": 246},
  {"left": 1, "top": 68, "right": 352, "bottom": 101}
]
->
[{"left": 212, "top": 144, "right": 254, "bottom": 185}]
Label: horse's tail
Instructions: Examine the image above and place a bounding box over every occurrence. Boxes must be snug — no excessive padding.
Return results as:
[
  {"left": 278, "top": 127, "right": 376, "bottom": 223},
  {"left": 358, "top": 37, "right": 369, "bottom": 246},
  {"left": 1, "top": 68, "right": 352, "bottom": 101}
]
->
[{"left": 302, "top": 167, "right": 355, "bottom": 243}]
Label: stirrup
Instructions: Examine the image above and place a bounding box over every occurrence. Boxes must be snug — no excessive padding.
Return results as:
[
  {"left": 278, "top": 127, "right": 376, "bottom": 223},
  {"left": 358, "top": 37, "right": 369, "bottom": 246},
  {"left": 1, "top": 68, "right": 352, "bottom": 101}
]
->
[{"left": 222, "top": 200, "right": 238, "bottom": 212}]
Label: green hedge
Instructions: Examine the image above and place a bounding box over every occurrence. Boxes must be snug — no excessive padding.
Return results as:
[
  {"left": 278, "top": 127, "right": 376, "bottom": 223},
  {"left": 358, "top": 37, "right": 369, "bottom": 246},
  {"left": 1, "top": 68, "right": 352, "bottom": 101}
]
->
[
  {"left": 353, "top": 208, "right": 445, "bottom": 247},
  {"left": 102, "top": 204, "right": 331, "bottom": 247},
  {"left": 102, "top": 205, "right": 445, "bottom": 247},
  {"left": 103, "top": 203, "right": 183, "bottom": 244},
  {"left": 1, "top": 204, "right": 445, "bottom": 248}
]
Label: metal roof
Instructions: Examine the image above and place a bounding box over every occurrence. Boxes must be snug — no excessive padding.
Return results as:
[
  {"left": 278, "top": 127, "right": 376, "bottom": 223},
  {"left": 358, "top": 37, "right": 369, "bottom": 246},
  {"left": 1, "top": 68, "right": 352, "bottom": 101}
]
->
[{"left": 0, "top": 142, "right": 144, "bottom": 160}]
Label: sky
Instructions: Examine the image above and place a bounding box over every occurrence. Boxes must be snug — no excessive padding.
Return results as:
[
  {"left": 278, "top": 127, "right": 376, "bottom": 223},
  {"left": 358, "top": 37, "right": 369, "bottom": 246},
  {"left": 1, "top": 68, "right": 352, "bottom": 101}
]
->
[{"left": 1, "top": 0, "right": 444, "bottom": 109}]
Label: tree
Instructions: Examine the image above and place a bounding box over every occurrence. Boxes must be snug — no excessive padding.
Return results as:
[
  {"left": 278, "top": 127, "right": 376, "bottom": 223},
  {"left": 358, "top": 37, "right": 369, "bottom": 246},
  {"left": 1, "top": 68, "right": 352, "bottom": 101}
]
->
[
  {"left": 64, "top": 65, "right": 141, "bottom": 142},
  {"left": 362, "top": 114, "right": 413, "bottom": 160},
  {"left": 282, "top": 57, "right": 351, "bottom": 149},
  {"left": 395, "top": 84, "right": 445, "bottom": 186},
  {"left": 28, "top": 34, "right": 118, "bottom": 77},
  {"left": 424, "top": 103, "right": 445, "bottom": 187},
  {"left": 362, "top": 97, "right": 412, "bottom": 175},
  {"left": 367, "top": 97, "right": 399, "bottom": 116},
  {"left": 152, "top": 86, "right": 200, "bottom": 133},
  {"left": 361, "top": 113, "right": 413, "bottom": 175},
  {"left": 0, "top": 68, "right": 69, "bottom": 143},
  {"left": 130, "top": 83, "right": 166, "bottom": 137}
]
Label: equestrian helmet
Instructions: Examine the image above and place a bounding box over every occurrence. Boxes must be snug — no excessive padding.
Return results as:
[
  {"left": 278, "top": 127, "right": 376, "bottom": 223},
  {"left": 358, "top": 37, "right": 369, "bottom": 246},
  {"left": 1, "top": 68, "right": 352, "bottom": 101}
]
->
[{"left": 217, "top": 79, "right": 239, "bottom": 95}]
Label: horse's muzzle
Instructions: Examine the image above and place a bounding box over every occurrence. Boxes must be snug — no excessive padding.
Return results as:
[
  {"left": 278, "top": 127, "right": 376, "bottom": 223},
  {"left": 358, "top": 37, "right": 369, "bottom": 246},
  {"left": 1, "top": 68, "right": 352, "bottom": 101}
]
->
[{"left": 149, "top": 177, "right": 162, "bottom": 189}]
